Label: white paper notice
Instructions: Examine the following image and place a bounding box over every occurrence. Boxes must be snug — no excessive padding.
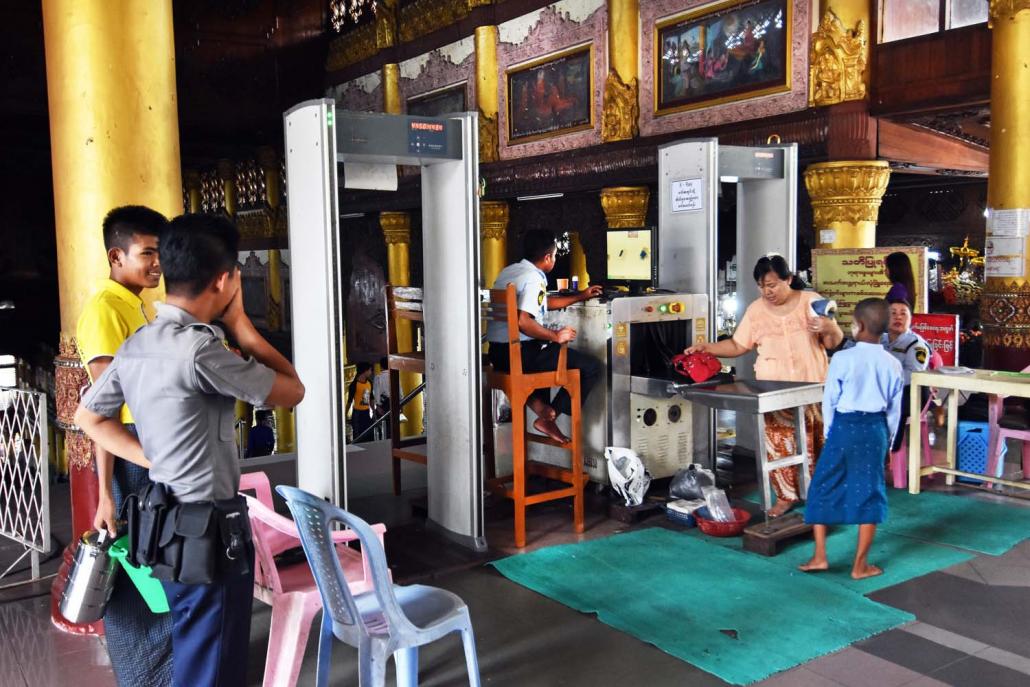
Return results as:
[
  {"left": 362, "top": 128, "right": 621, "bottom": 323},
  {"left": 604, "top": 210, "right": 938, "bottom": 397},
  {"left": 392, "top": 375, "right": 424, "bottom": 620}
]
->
[
  {"left": 820, "top": 229, "right": 836, "bottom": 245},
  {"left": 670, "top": 178, "right": 704, "bottom": 213},
  {"left": 989, "top": 209, "right": 1030, "bottom": 238},
  {"left": 985, "top": 236, "right": 1026, "bottom": 278},
  {"left": 343, "top": 161, "right": 398, "bottom": 191}
]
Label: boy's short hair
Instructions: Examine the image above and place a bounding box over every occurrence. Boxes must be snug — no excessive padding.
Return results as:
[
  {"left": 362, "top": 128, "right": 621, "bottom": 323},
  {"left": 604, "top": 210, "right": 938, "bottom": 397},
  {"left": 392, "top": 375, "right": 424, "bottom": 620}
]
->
[
  {"left": 160, "top": 214, "right": 240, "bottom": 297},
  {"left": 355, "top": 362, "right": 373, "bottom": 376},
  {"left": 854, "top": 297, "right": 890, "bottom": 336},
  {"left": 522, "top": 230, "right": 557, "bottom": 262},
  {"left": 102, "top": 205, "right": 167, "bottom": 251},
  {"left": 379, "top": 357, "right": 388, "bottom": 368}
]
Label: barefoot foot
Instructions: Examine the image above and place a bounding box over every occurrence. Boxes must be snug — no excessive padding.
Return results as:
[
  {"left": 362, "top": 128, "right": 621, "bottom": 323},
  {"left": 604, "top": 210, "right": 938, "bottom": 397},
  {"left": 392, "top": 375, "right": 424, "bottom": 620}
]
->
[
  {"left": 533, "top": 417, "right": 570, "bottom": 444},
  {"left": 527, "top": 400, "right": 558, "bottom": 422},
  {"left": 767, "top": 499, "right": 797, "bottom": 518},
  {"left": 798, "top": 558, "right": 829, "bottom": 573},
  {"left": 851, "top": 564, "right": 883, "bottom": 580}
]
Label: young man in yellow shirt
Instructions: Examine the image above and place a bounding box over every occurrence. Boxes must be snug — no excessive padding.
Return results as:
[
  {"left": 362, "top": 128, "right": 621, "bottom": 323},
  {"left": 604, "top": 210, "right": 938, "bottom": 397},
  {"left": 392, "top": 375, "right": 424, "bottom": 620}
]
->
[{"left": 75, "top": 205, "right": 171, "bottom": 685}]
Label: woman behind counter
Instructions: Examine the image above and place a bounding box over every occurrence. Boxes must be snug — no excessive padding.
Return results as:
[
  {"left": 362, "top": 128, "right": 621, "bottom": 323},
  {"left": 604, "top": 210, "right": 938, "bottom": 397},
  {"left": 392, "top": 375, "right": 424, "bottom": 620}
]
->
[
  {"left": 884, "top": 251, "right": 916, "bottom": 305},
  {"left": 686, "top": 255, "right": 843, "bottom": 517}
]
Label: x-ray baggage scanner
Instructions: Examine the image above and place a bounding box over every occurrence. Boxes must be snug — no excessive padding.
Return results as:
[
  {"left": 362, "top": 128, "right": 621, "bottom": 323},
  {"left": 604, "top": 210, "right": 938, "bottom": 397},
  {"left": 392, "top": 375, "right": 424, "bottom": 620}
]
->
[{"left": 283, "top": 100, "right": 486, "bottom": 550}]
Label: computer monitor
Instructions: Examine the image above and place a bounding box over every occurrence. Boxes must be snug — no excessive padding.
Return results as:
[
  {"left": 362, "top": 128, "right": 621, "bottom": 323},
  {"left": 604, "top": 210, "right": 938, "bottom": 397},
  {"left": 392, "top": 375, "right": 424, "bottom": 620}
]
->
[{"left": 606, "top": 228, "right": 655, "bottom": 286}]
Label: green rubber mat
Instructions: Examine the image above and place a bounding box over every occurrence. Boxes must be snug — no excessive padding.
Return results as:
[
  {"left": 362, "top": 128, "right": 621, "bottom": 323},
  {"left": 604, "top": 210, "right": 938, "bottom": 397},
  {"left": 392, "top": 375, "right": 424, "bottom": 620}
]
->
[
  {"left": 880, "top": 489, "right": 1030, "bottom": 556},
  {"left": 737, "top": 487, "right": 1030, "bottom": 557},
  {"left": 491, "top": 528, "right": 914, "bottom": 685},
  {"left": 684, "top": 526, "right": 974, "bottom": 593}
]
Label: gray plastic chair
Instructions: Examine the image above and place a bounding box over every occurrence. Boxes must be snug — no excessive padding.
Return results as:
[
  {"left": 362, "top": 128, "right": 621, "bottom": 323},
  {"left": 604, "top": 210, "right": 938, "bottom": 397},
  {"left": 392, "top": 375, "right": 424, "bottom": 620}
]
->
[{"left": 276, "top": 485, "right": 482, "bottom": 687}]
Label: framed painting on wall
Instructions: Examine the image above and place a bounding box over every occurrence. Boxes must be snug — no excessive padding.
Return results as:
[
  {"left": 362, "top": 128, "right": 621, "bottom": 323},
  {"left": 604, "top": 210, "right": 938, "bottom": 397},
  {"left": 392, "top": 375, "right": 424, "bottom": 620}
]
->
[
  {"left": 655, "top": 0, "right": 791, "bottom": 115},
  {"left": 406, "top": 82, "right": 468, "bottom": 117},
  {"left": 506, "top": 44, "right": 593, "bottom": 144}
]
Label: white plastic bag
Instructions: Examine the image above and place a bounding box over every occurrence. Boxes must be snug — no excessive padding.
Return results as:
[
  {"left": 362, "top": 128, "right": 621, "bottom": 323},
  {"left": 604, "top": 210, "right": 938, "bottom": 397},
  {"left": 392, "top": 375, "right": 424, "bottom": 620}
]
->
[
  {"left": 701, "top": 485, "right": 735, "bottom": 522},
  {"left": 605, "top": 447, "right": 652, "bottom": 507}
]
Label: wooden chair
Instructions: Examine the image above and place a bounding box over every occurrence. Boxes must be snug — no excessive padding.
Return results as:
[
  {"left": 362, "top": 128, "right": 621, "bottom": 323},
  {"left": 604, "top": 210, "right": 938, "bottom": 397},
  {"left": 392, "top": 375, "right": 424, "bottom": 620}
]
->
[
  {"left": 384, "top": 286, "right": 427, "bottom": 495},
  {"left": 485, "top": 283, "right": 585, "bottom": 548}
]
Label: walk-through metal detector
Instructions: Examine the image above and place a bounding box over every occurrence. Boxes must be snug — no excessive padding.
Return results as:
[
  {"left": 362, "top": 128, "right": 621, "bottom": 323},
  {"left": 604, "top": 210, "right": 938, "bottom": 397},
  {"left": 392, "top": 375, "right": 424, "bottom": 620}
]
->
[
  {"left": 283, "top": 100, "right": 486, "bottom": 550},
  {"left": 658, "top": 138, "right": 798, "bottom": 455}
]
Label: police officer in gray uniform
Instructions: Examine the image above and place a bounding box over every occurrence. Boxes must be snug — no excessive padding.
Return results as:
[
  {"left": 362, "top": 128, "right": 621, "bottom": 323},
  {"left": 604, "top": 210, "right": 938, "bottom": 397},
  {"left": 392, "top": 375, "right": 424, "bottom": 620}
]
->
[
  {"left": 487, "top": 230, "right": 603, "bottom": 444},
  {"left": 882, "top": 298, "right": 932, "bottom": 452},
  {"left": 76, "top": 214, "right": 304, "bottom": 687}
]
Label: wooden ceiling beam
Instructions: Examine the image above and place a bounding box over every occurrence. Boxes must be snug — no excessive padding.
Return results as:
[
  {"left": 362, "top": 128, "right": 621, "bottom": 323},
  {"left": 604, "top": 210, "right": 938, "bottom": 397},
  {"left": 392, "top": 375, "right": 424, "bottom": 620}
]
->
[{"left": 878, "top": 119, "right": 988, "bottom": 173}]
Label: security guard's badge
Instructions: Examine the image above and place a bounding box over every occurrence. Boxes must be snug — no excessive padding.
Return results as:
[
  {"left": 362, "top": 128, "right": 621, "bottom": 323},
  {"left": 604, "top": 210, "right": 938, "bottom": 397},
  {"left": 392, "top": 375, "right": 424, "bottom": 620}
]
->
[
  {"left": 915, "top": 347, "right": 928, "bottom": 365},
  {"left": 538, "top": 289, "right": 545, "bottom": 306}
]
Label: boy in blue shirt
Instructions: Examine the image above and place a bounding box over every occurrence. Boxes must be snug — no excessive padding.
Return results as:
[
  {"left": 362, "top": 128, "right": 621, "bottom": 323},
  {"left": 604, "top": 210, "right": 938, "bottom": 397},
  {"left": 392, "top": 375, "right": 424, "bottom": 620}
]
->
[{"left": 800, "top": 298, "right": 903, "bottom": 580}]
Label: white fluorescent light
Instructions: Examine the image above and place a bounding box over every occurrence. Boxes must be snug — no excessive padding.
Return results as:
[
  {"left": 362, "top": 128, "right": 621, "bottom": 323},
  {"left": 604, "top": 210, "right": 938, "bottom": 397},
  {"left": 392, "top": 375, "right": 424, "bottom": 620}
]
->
[
  {"left": 927, "top": 251, "right": 941, "bottom": 260},
  {"left": 720, "top": 176, "right": 739, "bottom": 183},
  {"left": 339, "top": 212, "right": 365, "bottom": 219},
  {"left": 516, "top": 193, "right": 564, "bottom": 201}
]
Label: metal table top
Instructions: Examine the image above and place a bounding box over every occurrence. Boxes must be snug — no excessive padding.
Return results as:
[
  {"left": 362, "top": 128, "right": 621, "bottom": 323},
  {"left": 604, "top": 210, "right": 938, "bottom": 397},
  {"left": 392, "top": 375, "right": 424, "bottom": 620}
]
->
[{"left": 668, "top": 379, "right": 824, "bottom": 414}]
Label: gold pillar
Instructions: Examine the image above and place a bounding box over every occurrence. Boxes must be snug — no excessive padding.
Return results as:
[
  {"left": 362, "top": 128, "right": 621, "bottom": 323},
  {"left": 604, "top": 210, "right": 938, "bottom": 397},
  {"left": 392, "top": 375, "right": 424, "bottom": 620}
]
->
[
  {"left": 981, "top": 1, "right": 1030, "bottom": 369},
  {"left": 43, "top": 0, "right": 182, "bottom": 332},
  {"left": 218, "top": 159, "right": 238, "bottom": 215},
  {"left": 381, "top": 212, "right": 424, "bottom": 437},
  {"left": 600, "top": 187, "right": 650, "bottom": 228},
  {"left": 602, "top": 0, "right": 640, "bottom": 142},
  {"left": 474, "top": 26, "right": 500, "bottom": 162},
  {"left": 383, "top": 63, "right": 401, "bottom": 114},
  {"left": 570, "top": 232, "right": 590, "bottom": 287},
  {"left": 480, "top": 201, "right": 509, "bottom": 287},
  {"left": 804, "top": 161, "right": 890, "bottom": 249},
  {"left": 184, "top": 170, "right": 202, "bottom": 213}
]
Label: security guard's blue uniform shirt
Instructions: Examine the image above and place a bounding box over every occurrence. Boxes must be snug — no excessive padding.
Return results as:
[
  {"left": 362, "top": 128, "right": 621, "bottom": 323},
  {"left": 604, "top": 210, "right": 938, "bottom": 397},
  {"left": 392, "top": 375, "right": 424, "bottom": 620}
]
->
[
  {"left": 880, "top": 329, "right": 932, "bottom": 385},
  {"left": 487, "top": 259, "right": 548, "bottom": 343}
]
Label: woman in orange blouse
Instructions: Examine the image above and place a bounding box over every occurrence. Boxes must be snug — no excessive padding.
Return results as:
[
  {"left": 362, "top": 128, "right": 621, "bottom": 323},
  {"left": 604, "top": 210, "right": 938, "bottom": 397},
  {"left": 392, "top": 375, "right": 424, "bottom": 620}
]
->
[{"left": 687, "top": 255, "right": 843, "bottom": 516}]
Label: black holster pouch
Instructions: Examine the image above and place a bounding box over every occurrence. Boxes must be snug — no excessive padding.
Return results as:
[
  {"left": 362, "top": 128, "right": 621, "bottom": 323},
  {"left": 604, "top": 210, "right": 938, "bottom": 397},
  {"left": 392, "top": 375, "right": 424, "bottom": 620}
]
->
[{"left": 123, "top": 482, "right": 252, "bottom": 585}]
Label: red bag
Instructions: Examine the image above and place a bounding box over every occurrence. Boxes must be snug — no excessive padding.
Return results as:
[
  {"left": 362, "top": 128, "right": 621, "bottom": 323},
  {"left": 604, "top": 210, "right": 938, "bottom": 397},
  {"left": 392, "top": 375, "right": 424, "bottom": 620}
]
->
[{"left": 671, "top": 352, "right": 722, "bottom": 383}]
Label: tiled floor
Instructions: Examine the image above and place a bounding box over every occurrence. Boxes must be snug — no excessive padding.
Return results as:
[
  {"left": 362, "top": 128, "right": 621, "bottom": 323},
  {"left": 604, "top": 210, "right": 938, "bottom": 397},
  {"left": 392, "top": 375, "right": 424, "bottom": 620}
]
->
[{"left": 3, "top": 468, "right": 1030, "bottom": 686}]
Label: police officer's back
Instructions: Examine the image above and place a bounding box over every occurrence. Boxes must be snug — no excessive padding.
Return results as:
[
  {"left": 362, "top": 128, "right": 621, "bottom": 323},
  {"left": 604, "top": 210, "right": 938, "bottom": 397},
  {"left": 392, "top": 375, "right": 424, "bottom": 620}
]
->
[{"left": 76, "top": 213, "right": 304, "bottom": 687}]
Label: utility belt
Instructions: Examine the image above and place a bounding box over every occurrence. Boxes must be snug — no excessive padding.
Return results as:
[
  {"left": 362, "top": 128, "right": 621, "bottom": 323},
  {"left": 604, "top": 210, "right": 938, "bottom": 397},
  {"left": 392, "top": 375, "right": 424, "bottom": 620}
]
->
[{"left": 120, "top": 481, "right": 253, "bottom": 585}]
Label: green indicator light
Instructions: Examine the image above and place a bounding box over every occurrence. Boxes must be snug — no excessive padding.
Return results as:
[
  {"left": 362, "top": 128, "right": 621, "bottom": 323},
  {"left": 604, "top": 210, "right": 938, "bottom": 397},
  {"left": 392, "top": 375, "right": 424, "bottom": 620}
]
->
[
  {"left": 659, "top": 304, "right": 669, "bottom": 313},
  {"left": 326, "top": 111, "right": 334, "bottom": 127}
]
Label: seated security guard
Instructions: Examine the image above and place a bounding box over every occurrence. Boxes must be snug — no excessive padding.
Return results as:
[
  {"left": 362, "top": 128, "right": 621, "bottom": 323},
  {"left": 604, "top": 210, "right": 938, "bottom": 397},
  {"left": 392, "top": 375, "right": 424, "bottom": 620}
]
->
[
  {"left": 882, "top": 298, "right": 932, "bottom": 452},
  {"left": 76, "top": 213, "right": 305, "bottom": 687},
  {"left": 487, "top": 229, "right": 603, "bottom": 444}
]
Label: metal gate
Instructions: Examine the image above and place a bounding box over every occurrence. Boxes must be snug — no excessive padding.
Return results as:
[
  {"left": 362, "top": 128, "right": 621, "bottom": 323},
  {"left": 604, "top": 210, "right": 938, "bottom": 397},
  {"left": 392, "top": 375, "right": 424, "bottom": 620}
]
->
[{"left": 0, "top": 389, "right": 51, "bottom": 581}]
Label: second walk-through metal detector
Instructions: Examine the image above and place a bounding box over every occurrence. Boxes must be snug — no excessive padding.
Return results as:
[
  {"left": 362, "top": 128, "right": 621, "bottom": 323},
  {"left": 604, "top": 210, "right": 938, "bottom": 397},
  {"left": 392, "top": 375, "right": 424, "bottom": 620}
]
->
[{"left": 283, "top": 100, "right": 487, "bottom": 550}]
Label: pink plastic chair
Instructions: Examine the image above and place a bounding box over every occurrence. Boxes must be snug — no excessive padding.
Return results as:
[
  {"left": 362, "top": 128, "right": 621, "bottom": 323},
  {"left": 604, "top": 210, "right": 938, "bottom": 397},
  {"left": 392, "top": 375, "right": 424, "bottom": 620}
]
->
[
  {"left": 239, "top": 472, "right": 387, "bottom": 687},
  {"left": 987, "top": 364, "right": 1030, "bottom": 486},
  {"left": 889, "top": 351, "right": 944, "bottom": 489}
]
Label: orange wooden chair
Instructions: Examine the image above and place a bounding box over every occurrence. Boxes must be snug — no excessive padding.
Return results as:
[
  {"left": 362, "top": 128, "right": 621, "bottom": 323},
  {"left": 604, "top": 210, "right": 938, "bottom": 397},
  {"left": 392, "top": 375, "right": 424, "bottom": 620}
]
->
[
  {"left": 485, "top": 284, "right": 585, "bottom": 548},
  {"left": 384, "top": 285, "right": 427, "bottom": 495}
]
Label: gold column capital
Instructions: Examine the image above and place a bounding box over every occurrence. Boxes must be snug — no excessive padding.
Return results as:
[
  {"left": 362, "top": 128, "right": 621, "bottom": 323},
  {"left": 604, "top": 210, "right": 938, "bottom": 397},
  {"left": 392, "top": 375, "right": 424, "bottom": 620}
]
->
[
  {"left": 380, "top": 211, "right": 411, "bottom": 244},
  {"left": 600, "top": 186, "right": 650, "bottom": 228},
  {"left": 480, "top": 200, "right": 509, "bottom": 240},
  {"left": 809, "top": 9, "right": 868, "bottom": 107},
  {"left": 989, "top": 0, "right": 1030, "bottom": 24},
  {"left": 383, "top": 63, "right": 401, "bottom": 114},
  {"left": 804, "top": 160, "right": 890, "bottom": 227}
]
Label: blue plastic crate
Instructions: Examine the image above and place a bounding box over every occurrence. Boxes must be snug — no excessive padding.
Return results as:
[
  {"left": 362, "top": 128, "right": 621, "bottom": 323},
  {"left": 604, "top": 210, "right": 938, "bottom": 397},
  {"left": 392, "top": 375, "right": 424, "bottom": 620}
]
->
[{"left": 956, "top": 421, "right": 1005, "bottom": 484}]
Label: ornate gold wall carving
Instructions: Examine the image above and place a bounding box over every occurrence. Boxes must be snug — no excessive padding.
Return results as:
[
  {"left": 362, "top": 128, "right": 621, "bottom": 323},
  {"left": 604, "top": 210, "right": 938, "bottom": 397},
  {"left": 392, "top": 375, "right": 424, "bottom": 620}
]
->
[
  {"left": 400, "top": 0, "right": 470, "bottom": 43},
  {"left": 804, "top": 161, "right": 889, "bottom": 227},
  {"left": 983, "top": 280, "right": 1030, "bottom": 348},
  {"left": 326, "top": 0, "right": 398, "bottom": 72},
  {"left": 55, "top": 337, "right": 93, "bottom": 470},
  {"left": 809, "top": 10, "right": 867, "bottom": 107},
  {"left": 601, "top": 69, "right": 639, "bottom": 142},
  {"left": 380, "top": 211, "right": 412, "bottom": 244},
  {"left": 600, "top": 186, "right": 649, "bottom": 228}
]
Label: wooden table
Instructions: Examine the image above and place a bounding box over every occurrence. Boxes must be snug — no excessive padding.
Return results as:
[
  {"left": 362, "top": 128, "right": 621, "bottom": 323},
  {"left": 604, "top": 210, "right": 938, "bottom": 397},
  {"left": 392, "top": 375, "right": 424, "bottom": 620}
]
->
[{"left": 908, "top": 369, "right": 1030, "bottom": 493}]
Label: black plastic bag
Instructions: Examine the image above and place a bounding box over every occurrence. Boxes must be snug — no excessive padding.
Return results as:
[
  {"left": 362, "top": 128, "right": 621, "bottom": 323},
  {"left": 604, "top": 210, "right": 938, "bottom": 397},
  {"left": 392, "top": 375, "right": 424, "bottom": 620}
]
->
[{"left": 669, "top": 464, "right": 715, "bottom": 501}]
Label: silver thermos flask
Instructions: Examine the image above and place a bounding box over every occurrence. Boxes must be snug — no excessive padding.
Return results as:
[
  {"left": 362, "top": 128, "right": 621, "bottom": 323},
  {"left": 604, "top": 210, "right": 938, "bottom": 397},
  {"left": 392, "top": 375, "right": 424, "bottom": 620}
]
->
[{"left": 59, "top": 530, "right": 118, "bottom": 624}]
